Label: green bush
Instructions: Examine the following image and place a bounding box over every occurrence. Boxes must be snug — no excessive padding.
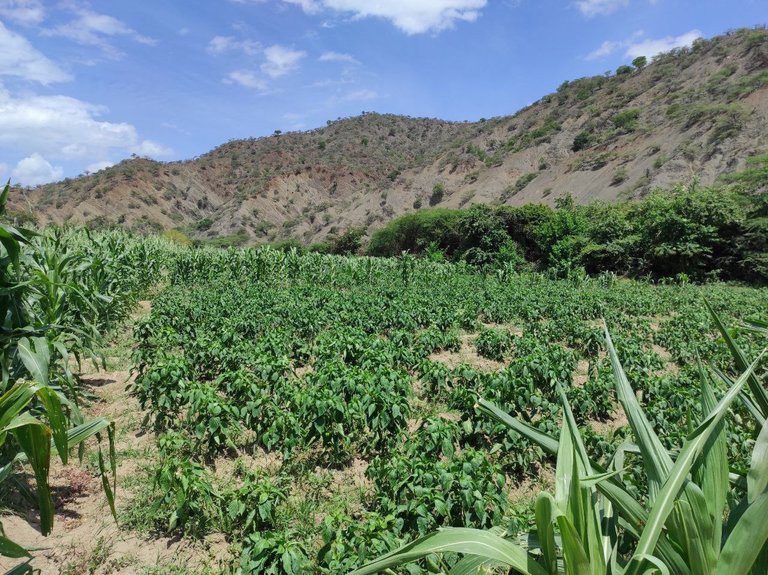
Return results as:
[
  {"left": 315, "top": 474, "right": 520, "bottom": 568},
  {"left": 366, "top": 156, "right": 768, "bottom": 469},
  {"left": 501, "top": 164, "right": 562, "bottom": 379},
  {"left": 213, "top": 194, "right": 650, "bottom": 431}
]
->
[{"left": 572, "top": 130, "right": 595, "bottom": 151}]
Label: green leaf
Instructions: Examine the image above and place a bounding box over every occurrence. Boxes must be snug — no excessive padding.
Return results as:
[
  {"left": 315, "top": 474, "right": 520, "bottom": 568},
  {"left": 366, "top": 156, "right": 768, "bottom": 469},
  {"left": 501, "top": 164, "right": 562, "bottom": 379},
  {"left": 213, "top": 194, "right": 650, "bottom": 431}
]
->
[
  {"left": 16, "top": 336, "right": 50, "bottom": 387},
  {"left": 705, "top": 300, "right": 768, "bottom": 420},
  {"left": 14, "top": 422, "right": 54, "bottom": 536},
  {"left": 36, "top": 386, "right": 68, "bottom": 464},
  {"left": 0, "top": 533, "right": 30, "bottom": 559},
  {"left": 67, "top": 418, "right": 112, "bottom": 449},
  {"left": 627, "top": 351, "right": 763, "bottom": 575},
  {"left": 556, "top": 514, "right": 591, "bottom": 575},
  {"left": 692, "top": 362, "right": 728, "bottom": 555},
  {"left": 0, "top": 382, "right": 40, "bottom": 435},
  {"left": 714, "top": 489, "right": 768, "bottom": 575},
  {"left": 476, "top": 398, "right": 559, "bottom": 454},
  {"left": 748, "top": 418, "right": 768, "bottom": 503},
  {"left": 605, "top": 327, "right": 673, "bottom": 503},
  {"left": 535, "top": 493, "right": 559, "bottom": 575},
  {"left": 348, "top": 528, "right": 549, "bottom": 575}
]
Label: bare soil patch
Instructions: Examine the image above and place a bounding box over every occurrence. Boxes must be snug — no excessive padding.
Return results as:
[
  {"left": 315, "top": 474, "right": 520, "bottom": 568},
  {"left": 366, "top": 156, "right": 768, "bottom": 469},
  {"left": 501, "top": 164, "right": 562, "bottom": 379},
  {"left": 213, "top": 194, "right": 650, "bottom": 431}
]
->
[{"left": 430, "top": 333, "right": 505, "bottom": 372}]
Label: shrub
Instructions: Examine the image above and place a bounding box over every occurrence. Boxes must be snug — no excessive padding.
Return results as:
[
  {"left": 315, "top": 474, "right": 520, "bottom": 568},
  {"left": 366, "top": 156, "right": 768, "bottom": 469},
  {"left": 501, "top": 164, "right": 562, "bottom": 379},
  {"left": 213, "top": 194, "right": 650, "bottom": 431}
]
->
[
  {"left": 572, "top": 131, "right": 594, "bottom": 151},
  {"left": 612, "top": 108, "right": 640, "bottom": 132},
  {"left": 429, "top": 182, "right": 445, "bottom": 206}
]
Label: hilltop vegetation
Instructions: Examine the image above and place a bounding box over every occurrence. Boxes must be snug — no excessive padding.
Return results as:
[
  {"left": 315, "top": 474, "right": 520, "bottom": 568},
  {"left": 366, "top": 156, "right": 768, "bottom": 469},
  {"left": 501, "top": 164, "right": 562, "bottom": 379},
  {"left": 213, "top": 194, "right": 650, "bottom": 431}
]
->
[{"left": 10, "top": 27, "right": 768, "bottom": 247}]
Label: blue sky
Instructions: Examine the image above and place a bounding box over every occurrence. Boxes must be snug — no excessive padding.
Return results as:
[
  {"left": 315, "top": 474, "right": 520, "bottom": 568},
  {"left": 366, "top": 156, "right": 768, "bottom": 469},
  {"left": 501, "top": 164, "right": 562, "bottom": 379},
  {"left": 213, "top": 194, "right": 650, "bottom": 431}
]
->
[{"left": 0, "top": 0, "right": 765, "bottom": 185}]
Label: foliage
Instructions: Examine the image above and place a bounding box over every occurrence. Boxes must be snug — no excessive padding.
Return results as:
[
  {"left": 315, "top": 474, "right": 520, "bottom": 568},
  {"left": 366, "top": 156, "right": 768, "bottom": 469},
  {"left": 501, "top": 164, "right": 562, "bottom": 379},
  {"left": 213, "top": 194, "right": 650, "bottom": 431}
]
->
[
  {"left": 572, "top": 130, "right": 595, "bottom": 151},
  {"left": 364, "top": 182, "right": 768, "bottom": 283},
  {"left": 128, "top": 241, "right": 768, "bottom": 574},
  {"left": 351, "top": 326, "right": 768, "bottom": 575},
  {"left": 0, "top": 182, "right": 167, "bottom": 569}
]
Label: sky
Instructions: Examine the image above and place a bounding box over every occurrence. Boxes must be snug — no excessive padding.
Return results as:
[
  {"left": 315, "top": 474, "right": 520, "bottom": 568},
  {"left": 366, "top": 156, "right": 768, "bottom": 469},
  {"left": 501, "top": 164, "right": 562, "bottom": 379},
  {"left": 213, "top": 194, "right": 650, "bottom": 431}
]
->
[{"left": 0, "top": 0, "right": 765, "bottom": 186}]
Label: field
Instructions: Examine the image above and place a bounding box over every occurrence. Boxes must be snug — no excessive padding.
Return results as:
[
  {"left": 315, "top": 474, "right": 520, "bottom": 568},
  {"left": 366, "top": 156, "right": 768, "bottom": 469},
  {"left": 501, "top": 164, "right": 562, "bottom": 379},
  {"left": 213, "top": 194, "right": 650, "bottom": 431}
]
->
[
  {"left": 130, "top": 249, "right": 767, "bottom": 573},
  {"left": 2, "top": 227, "right": 768, "bottom": 574}
]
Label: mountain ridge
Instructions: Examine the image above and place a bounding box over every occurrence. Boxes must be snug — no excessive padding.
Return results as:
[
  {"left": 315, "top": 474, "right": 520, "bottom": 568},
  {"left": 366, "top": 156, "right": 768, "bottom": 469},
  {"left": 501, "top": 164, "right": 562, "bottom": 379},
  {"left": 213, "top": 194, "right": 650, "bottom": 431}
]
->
[{"left": 13, "top": 26, "right": 768, "bottom": 246}]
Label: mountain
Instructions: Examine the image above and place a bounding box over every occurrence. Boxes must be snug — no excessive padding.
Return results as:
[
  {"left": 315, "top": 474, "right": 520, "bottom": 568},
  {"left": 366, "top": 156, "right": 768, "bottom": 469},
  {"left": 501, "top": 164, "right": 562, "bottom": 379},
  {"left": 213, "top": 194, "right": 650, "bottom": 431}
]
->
[{"left": 12, "top": 27, "right": 768, "bottom": 246}]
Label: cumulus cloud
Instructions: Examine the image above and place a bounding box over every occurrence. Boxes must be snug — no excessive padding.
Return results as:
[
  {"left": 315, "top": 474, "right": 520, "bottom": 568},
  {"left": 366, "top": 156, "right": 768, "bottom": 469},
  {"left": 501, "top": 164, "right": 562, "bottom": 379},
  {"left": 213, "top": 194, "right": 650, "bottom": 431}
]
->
[
  {"left": 0, "top": 22, "right": 71, "bottom": 84},
  {"left": 0, "top": 0, "right": 45, "bottom": 25},
  {"left": 0, "top": 88, "right": 172, "bottom": 164},
  {"left": 283, "top": 0, "right": 487, "bottom": 34},
  {"left": 44, "top": 6, "right": 156, "bottom": 58},
  {"left": 625, "top": 30, "right": 702, "bottom": 59},
  {"left": 207, "top": 35, "right": 260, "bottom": 55},
  {"left": 576, "top": 0, "right": 629, "bottom": 17},
  {"left": 282, "top": 0, "right": 322, "bottom": 14},
  {"left": 343, "top": 88, "right": 377, "bottom": 101},
  {"left": 319, "top": 51, "right": 359, "bottom": 64},
  {"left": 587, "top": 29, "right": 702, "bottom": 60},
  {"left": 12, "top": 153, "right": 63, "bottom": 185},
  {"left": 131, "top": 140, "right": 174, "bottom": 157},
  {"left": 85, "top": 160, "right": 113, "bottom": 174},
  {"left": 261, "top": 45, "right": 306, "bottom": 78},
  {"left": 225, "top": 69, "right": 269, "bottom": 91}
]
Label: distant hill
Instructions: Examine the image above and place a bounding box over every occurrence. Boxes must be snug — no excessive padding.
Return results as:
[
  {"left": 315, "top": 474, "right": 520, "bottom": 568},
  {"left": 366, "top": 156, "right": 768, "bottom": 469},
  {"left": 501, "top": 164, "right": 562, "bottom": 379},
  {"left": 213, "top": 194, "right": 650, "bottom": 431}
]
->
[{"left": 13, "top": 26, "right": 768, "bottom": 246}]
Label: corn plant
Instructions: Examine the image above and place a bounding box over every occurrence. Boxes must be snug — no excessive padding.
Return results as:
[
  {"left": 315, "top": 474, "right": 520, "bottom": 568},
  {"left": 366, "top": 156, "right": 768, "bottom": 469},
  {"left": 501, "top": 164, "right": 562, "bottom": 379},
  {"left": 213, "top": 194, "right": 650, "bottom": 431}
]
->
[
  {"left": 350, "top": 327, "right": 768, "bottom": 575},
  {"left": 0, "top": 182, "right": 120, "bottom": 571}
]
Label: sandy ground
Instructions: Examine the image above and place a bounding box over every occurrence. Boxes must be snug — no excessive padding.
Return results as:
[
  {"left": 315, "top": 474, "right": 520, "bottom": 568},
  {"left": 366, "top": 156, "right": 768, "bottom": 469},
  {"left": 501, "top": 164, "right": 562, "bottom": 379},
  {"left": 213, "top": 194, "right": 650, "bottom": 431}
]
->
[{"left": 0, "top": 303, "right": 230, "bottom": 575}]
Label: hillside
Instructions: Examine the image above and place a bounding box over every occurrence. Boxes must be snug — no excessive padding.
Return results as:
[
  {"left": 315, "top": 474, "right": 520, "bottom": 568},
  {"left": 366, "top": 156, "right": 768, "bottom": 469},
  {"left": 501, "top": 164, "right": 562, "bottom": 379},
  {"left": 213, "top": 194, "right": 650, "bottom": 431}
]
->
[{"left": 11, "top": 27, "right": 768, "bottom": 246}]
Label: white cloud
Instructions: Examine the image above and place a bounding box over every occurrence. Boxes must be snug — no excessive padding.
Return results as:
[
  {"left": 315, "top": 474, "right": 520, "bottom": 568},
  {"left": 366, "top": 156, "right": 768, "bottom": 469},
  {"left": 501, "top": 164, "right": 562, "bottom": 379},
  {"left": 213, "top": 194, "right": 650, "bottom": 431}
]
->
[
  {"left": 0, "top": 87, "right": 171, "bottom": 163},
  {"left": 625, "top": 29, "right": 702, "bottom": 59},
  {"left": 282, "top": 0, "right": 322, "bottom": 14},
  {"left": 261, "top": 45, "right": 306, "bottom": 78},
  {"left": 85, "top": 160, "right": 113, "bottom": 174},
  {"left": 0, "top": 0, "right": 45, "bottom": 25},
  {"left": 284, "top": 0, "right": 487, "bottom": 34},
  {"left": 0, "top": 22, "right": 71, "bottom": 84},
  {"left": 586, "top": 40, "right": 621, "bottom": 60},
  {"left": 343, "top": 88, "right": 377, "bottom": 101},
  {"left": 44, "top": 6, "right": 156, "bottom": 58},
  {"left": 12, "top": 153, "right": 63, "bottom": 185},
  {"left": 207, "top": 35, "right": 260, "bottom": 55},
  {"left": 576, "top": 0, "right": 628, "bottom": 16},
  {"left": 131, "top": 140, "right": 174, "bottom": 157},
  {"left": 586, "top": 30, "right": 643, "bottom": 60},
  {"left": 319, "top": 51, "right": 359, "bottom": 64},
  {"left": 225, "top": 69, "right": 269, "bottom": 91}
]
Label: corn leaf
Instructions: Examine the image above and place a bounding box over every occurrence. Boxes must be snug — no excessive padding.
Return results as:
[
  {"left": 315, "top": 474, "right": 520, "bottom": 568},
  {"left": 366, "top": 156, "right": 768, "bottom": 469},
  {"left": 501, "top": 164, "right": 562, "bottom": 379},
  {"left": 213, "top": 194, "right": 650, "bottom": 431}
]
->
[
  {"left": 348, "top": 528, "right": 549, "bottom": 575},
  {"left": 705, "top": 300, "right": 768, "bottom": 419},
  {"left": 0, "top": 533, "right": 30, "bottom": 559},
  {"left": 535, "top": 493, "right": 558, "bottom": 575},
  {"left": 627, "top": 351, "right": 762, "bottom": 575},
  {"left": 748, "top": 418, "right": 768, "bottom": 503},
  {"left": 714, "top": 490, "right": 768, "bottom": 575},
  {"left": 13, "top": 422, "right": 54, "bottom": 535},
  {"left": 16, "top": 336, "right": 49, "bottom": 387},
  {"left": 605, "top": 327, "right": 673, "bottom": 503}
]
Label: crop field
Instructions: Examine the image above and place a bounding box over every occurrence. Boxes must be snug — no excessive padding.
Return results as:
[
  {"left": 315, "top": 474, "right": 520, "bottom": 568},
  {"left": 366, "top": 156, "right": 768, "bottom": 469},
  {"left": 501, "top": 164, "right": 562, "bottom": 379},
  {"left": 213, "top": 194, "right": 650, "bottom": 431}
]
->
[{"left": 121, "top": 248, "right": 768, "bottom": 573}]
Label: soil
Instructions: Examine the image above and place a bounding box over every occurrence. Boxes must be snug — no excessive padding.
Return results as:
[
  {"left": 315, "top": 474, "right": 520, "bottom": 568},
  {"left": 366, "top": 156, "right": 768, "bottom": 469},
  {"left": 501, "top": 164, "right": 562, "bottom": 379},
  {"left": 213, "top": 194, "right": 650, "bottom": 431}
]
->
[
  {"left": 0, "top": 371, "right": 229, "bottom": 575},
  {"left": 429, "top": 333, "right": 506, "bottom": 372},
  {"left": 0, "top": 302, "right": 232, "bottom": 575}
]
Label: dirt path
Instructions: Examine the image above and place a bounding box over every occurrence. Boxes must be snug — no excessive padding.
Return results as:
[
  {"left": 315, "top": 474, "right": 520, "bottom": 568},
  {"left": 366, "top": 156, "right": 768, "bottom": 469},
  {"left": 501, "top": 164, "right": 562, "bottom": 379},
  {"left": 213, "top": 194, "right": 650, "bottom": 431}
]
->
[{"left": 0, "top": 303, "right": 229, "bottom": 575}]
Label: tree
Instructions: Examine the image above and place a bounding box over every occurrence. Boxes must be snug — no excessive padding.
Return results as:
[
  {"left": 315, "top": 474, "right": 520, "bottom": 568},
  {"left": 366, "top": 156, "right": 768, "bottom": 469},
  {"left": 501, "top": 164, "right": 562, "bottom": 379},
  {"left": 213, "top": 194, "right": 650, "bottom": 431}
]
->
[
  {"left": 616, "top": 64, "right": 633, "bottom": 75},
  {"left": 632, "top": 55, "right": 647, "bottom": 70},
  {"left": 429, "top": 183, "right": 445, "bottom": 206}
]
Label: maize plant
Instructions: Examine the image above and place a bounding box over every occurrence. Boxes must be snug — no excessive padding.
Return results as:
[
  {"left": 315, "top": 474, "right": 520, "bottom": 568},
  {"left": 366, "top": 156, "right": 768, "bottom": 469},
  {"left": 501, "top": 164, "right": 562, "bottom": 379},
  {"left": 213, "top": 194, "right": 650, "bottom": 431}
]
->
[{"left": 0, "top": 182, "right": 125, "bottom": 572}]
